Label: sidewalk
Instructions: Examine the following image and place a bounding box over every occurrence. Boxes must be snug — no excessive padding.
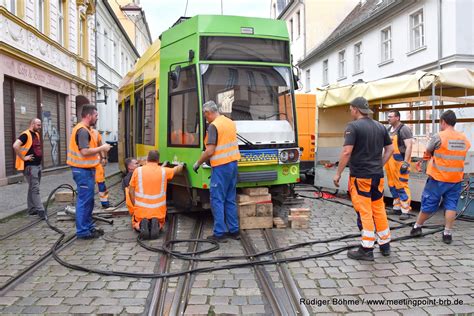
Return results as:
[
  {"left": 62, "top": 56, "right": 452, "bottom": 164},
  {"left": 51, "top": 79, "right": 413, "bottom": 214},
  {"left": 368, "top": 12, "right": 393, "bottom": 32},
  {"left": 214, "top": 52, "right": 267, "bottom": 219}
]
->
[{"left": 0, "top": 163, "right": 120, "bottom": 220}]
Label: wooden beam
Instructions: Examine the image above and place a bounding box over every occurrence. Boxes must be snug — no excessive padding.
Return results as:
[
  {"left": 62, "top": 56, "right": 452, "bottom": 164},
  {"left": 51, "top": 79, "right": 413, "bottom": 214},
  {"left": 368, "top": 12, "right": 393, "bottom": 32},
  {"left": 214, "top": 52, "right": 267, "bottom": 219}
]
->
[
  {"left": 376, "top": 103, "right": 474, "bottom": 112},
  {"left": 380, "top": 118, "right": 474, "bottom": 124},
  {"left": 370, "top": 95, "right": 474, "bottom": 107}
]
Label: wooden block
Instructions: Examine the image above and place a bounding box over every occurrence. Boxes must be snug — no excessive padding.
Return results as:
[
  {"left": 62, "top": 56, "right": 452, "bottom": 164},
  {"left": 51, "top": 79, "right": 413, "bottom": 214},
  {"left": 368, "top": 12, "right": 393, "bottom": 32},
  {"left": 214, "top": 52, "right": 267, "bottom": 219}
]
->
[
  {"left": 273, "top": 217, "right": 286, "bottom": 228},
  {"left": 288, "top": 215, "right": 309, "bottom": 221},
  {"left": 237, "top": 194, "right": 250, "bottom": 203},
  {"left": 242, "top": 187, "right": 269, "bottom": 196},
  {"left": 55, "top": 191, "right": 74, "bottom": 202},
  {"left": 238, "top": 204, "right": 256, "bottom": 218},
  {"left": 256, "top": 203, "right": 273, "bottom": 217},
  {"left": 290, "top": 208, "right": 310, "bottom": 216},
  {"left": 291, "top": 220, "right": 309, "bottom": 229},
  {"left": 240, "top": 216, "right": 273, "bottom": 229},
  {"left": 238, "top": 194, "right": 272, "bottom": 205}
]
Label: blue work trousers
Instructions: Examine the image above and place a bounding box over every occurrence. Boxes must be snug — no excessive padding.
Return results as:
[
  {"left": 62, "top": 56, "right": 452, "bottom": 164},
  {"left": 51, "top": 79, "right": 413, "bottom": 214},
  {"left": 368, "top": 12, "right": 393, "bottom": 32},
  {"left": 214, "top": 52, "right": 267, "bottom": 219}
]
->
[
  {"left": 72, "top": 167, "right": 96, "bottom": 237},
  {"left": 210, "top": 161, "right": 239, "bottom": 237}
]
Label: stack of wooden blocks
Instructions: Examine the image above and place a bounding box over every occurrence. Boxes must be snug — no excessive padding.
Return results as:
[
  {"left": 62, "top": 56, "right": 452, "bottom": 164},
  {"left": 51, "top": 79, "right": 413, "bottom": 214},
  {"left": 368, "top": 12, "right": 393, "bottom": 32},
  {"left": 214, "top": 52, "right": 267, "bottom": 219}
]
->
[
  {"left": 273, "top": 217, "right": 286, "bottom": 229},
  {"left": 237, "top": 187, "right": 273, "bottom": 229},
  {"left": 288, "top": 208, "right": 311, "bottom": 229}
]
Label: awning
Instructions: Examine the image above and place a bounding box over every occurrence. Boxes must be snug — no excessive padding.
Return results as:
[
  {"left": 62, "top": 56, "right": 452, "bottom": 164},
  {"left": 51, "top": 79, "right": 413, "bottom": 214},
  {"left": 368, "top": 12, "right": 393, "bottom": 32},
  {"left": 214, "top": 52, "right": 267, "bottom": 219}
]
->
[{"left": 316, "top": 68, "right": 474, "bottom": 108}]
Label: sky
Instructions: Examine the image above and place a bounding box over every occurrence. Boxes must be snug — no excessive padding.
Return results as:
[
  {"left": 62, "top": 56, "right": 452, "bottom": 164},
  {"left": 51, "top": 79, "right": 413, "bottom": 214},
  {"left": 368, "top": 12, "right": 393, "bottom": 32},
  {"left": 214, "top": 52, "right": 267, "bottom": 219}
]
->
[{"left": 140, "top": 0, "right": 272, "bottom": 40}]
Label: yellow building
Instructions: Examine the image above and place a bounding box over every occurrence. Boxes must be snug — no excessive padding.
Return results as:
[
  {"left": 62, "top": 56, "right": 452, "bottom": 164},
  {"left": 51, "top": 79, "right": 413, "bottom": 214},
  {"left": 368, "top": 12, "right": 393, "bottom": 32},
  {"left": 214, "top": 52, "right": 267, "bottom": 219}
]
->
[{"left": 0, "top": 0, "right": 97, "bottom": 185}]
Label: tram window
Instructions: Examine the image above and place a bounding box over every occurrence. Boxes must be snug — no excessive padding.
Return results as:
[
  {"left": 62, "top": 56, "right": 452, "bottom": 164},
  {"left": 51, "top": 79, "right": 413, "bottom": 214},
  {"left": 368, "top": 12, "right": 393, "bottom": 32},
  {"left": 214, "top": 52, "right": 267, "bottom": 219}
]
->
[
  {"left": 143, "top": 82, "right": 156, "bottom": 145},
  {"left": 200, "top": 36, "right": 289, "bottom": 63},
  {"left": 168, "top": 66, "right": 199, "bottom": 147},
  {"left": 134, "top": 89, "right": 144, "bottom": 144}
]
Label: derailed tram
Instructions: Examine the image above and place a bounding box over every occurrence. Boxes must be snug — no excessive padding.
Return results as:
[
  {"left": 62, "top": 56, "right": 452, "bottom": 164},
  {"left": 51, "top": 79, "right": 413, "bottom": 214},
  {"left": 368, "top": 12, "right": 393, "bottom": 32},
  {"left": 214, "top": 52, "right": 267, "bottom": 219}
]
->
[{"left": 118, "top": 15, "right": 300, "bottom": 209}]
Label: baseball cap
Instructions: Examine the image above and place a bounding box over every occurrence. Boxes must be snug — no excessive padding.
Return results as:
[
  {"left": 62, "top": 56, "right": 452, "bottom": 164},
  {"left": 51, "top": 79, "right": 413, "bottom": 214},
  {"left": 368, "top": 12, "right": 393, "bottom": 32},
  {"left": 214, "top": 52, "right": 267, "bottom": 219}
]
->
[{"left": 350, "top": 97, "right": 373, "bottom": 114}]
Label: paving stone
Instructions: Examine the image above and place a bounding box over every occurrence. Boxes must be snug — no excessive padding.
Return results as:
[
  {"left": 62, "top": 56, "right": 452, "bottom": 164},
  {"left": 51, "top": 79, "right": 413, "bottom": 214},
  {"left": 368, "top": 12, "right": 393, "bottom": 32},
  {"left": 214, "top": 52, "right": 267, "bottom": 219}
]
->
[
  {"left": 0, "top": 296, "right": 19, "bottom": 306},
  {"left": 209, "top": 296, "right": 229, "bottom": 305},
  {"left": 224, "top": 279, "right": 239, "bottom": 288},
  {"left": 241, "top": 305, "right": 266, "bottom": 314},
  {"left": 96, "top": 305, "right": 124, "bottom": 314},
  {"left": 36, "top": 297, "right": 63, "bottom": 306},
  {"left": 107, "top": 281, "right": 130, "bottom": 290},
  {"left": 248, "top": 296, "right": 264, "bottom": 305},
  {"left": 422, "top": 306, "right": 455, "bottom": 314},
  {"left": 45, "top": 305, "right": 71, "bottom": 314},
  {"left": 235, "top": 287, "right": 260, "bottom": 296},
  {"left": 125, "top": 305, "right": 145, "bottom": 314},
  {"left": 214, "top": 288, "right": 233, "bottom": 296},
  {"left": 21, "top": 305, "right": 48, "bottom": 314},
  {"left": 184, "top": 304, "right": 211, "bottom": 315},
  {"left": 213, "top": 305, "right": 239, "bottom": 315},
  {"left": 231, "top": 296, "right": 247, "bottom": 305},
  {"left": 188, "top": 295, "right": 207, "bottom": 305}
]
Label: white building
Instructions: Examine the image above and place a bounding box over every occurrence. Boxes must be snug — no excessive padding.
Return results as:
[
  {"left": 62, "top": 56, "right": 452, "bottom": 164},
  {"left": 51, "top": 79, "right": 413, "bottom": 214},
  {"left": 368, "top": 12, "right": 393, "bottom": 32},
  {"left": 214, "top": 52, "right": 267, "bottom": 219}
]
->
[
  {"left": 0, "top": 0, "right": 97, "bottom": 184},
  {"left": 95, "top": 0, "right": 140, "bottom": 143},
  {"left": 299, "top": 0, "right": 474, "bottom": 90}
]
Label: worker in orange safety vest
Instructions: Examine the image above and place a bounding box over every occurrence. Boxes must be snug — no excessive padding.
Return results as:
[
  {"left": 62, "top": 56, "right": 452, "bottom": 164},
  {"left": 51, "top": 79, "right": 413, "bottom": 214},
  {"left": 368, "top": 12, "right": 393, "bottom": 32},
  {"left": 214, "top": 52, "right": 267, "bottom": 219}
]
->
[
  {"left": 91, "top": 129, "right": 110, "bottom": 208},
  {"left": 384, "top": 110, "right": 414, "bottom": 220},
  {"left": 128, "top": 150, "right": 184, "bottom": 240},
  {"left": 411, "top": 110, "right": 470, "bottom": 244}
]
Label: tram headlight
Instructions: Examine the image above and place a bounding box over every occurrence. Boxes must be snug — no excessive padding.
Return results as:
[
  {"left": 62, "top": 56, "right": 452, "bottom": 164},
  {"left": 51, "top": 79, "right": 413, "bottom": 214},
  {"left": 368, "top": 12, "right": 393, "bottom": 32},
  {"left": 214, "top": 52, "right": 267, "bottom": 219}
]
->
[{"left": 279, "top": 149, "right": 300, "bottom": 164}]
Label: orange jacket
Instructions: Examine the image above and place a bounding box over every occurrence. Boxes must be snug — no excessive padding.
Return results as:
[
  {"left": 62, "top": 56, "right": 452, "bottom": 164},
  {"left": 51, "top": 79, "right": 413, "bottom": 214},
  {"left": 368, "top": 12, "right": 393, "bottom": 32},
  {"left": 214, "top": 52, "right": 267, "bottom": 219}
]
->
[
  {"left": 15, "top": 130, "right": 40, "bottom": 171},
  {"left": 67, "top": 123, "right": 100, "bottom": 168},
  {"left": 205, "top": 115, "right": 241, "bottom": 167},
  {"left": 129, "top": 164, "right": 174, "bottom": 223},
  {"left": 92, "top": 129, "right": 105, "bottom": 183},
  {"left": 427, "top": 129, "right": 470, "bottom": 183}
]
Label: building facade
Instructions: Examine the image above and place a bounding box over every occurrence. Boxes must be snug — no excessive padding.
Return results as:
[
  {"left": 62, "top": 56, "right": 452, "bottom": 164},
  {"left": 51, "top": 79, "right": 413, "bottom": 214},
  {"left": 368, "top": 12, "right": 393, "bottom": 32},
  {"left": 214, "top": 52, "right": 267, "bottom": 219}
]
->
[
  {"left": 0, "top": 0, "right": 97, "bottom": 185},
  {"left": 271, "top": 0, "right": 358, "bottom": 91},
  {"left": 95, "top": 0, "right": 140, "bottom": 143},
  {"left": 299, "top": 0, "right": 474, "bottom": 90},
  {"left": 109, "top": 0, "right": 152, "bottom": 56}
]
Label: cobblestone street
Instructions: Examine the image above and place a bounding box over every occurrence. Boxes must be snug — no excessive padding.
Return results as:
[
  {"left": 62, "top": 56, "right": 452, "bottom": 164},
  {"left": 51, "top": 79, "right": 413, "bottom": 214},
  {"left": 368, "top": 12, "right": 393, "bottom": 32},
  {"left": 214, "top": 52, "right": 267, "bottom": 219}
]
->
[{"left": 1, "top": 189, "right": 473, "bottom": 315}]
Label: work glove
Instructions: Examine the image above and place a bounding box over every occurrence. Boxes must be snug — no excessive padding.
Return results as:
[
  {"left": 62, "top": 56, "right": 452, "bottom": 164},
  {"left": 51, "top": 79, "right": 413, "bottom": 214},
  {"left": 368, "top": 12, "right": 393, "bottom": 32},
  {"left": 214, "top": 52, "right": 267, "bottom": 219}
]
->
[
  {"left": 193, "top": 162, "right": 200, "bottom": 173},
  {"left": 400, "top": 161, "right": 410, "bottom": 173}
]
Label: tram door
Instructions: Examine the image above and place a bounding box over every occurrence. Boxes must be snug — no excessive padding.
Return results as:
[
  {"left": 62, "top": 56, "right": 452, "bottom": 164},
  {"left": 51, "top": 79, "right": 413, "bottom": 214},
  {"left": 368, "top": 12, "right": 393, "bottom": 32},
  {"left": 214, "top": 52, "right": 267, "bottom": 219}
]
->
[{"left": 124, "top": 98, "right": 135, "bottom": 158}]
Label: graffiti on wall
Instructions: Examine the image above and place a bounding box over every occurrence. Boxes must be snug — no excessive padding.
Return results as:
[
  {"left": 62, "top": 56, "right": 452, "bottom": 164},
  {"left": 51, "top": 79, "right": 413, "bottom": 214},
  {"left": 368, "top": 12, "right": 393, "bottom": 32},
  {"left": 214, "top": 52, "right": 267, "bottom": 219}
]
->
[{"left": 42, "top": 111, "right": 60, "bottom": 166}]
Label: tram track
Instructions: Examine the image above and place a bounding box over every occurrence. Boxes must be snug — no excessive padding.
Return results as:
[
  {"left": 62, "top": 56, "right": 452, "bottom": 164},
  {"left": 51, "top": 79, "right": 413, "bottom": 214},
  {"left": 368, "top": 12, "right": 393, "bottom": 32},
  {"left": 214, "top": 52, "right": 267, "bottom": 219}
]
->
[
  {"left": 0, "top": 175, "right": 124, "bottom": 293},
  {"left": 0, "top": 173, "right": 123, "bottom": 241}
]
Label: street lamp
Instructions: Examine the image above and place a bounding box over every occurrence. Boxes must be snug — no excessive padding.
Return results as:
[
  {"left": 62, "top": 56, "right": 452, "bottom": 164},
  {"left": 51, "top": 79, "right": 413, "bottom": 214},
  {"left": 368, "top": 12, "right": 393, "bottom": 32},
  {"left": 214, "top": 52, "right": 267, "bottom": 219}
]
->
[{"left": 96, "top": 84, "right": 112, "bottom": 104}]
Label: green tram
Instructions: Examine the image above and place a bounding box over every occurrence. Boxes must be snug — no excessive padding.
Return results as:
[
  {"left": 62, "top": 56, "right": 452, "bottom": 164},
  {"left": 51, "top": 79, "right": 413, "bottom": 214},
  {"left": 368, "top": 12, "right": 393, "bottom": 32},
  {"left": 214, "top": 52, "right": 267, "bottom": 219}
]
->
[{"left": 118, "top": 15, "right": 300, "bottom": 208}]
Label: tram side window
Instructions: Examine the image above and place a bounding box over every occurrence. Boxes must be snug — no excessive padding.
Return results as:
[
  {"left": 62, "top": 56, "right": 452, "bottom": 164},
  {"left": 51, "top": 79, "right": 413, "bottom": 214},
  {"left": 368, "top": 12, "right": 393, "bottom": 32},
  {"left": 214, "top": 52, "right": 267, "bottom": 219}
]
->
[
  {"left": 168, "top": 66, "right": 199, "bottom": 147},
  {"left": 134, "top": 89, "right": 144, "bottom": 144},
  {"left": 143, "top": 82, "right": 156, "bottom": 145}
]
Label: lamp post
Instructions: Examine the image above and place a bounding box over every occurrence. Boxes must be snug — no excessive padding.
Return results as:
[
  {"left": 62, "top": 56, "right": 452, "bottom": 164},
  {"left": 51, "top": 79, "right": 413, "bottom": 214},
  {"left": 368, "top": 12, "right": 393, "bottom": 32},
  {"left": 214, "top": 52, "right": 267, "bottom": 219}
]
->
[{"left": 96, "top": 84, "right": 112, "bottom": 104}]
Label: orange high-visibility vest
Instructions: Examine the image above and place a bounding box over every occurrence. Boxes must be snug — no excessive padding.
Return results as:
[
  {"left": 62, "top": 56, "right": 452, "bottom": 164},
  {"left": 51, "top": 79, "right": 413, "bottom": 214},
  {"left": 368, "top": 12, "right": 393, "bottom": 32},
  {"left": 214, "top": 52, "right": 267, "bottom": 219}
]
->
[
  {"left": 427, "top": 129, "right": 471, "bottom": 183},
  {"left": 205, "top": 115, "right": 241, "bottom": 167},
  {"left": 132, "top": 164, "right": 170, "bottom": 222},
  {"left": 92, "top": 129, "right": 105, "bottom": 183},
  {"left": 67, "top": 123, "right": 100, "bottom": 168},
  {"left": 15, "top": 130, "right": 40, "bottom": 171}
]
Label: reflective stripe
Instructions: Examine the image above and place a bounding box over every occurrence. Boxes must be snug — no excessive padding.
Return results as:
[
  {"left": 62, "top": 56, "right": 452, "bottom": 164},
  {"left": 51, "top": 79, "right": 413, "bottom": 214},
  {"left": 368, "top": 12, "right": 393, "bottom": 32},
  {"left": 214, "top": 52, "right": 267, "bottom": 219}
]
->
[
  {"left": 432, "top": 160, "right": 464, "bottom": 172},
  {"left": 136, "top": 167, "right": 166, "bottom": 199},
  {"left": 377, "top": 228, "right": 390, "bottom": 238},
  {"left": 215, "top": 141, "right": 239, "bottom": 151},
  {"left": 433, "top": 152, "right": 466, "bottom": 161},
  {"left": 361, "top": 239, "right": 374, "bottom": 248},
  {"left": 361, "top": 230, "right": 375, "bottom": 238},
  {"left": 67, "top": 156, "right": 100, "bottom": 166},
  {"left": 135, "top": 200, "right": 166, "bottom": 209},
  {"left": 210, "top": 149, "right": 240, "bottom": 162},
  {"left": 377, "top": 237, "right": 390, "bottom": 245}
]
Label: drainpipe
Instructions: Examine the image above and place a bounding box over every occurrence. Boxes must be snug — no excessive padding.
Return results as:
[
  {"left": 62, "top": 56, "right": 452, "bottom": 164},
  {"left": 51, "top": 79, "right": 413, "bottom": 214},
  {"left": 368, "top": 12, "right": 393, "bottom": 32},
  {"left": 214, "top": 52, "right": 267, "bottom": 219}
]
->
[
  {"left": 437, "top": 0, "right": 442, "bottom": 69},
  {"left": 94, "top": 1, "right": 99, "bottom": 102},
  {"left": 300, "top": 0, "right": 306, "bottom": 59}
]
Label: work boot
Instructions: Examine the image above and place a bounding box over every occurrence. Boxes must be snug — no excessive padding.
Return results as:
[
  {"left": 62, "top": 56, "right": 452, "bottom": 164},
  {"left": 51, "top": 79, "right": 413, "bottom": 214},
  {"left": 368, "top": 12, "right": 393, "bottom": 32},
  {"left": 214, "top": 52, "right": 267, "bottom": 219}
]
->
[
  {"left": 206, "top": 235, "right": 228, "bottom": 243},
  {"left": 442, "top": 233, "right": 452, "bottom": 244},
  {"left": 410, "top": 226, "right": 422, "bottom": 237},
  {"left": 91, "top": 227, "right": 104, "bottom": 236},
  {"left": 379, "top": 243, "right": 391, "bottom": 257},
  {"left": 38, "top": 210, "right": 46, "bottom": 220},
  {"left": 149, "top": 218, "right": 161, "bottom": 240},
  {"left": 78, "top": 230, "right": 102, "bottom": 240},
  {"left": 347, "top": 246, "right": 374, "bottom": 261},
  {"left": 387, "top": 208, "right": 401, "bottom": 215},
  {"left": 139, "top": 219, "right": 151, "bottom": 240},
  {"left": 28, "top": 209, "right": 38, "bottom": 216},
  {"left": 226, "top": 231, "right": 241, "bottom": 240},
  {"left": 399, "top": 213, "right": 410, "bottom": 220}
]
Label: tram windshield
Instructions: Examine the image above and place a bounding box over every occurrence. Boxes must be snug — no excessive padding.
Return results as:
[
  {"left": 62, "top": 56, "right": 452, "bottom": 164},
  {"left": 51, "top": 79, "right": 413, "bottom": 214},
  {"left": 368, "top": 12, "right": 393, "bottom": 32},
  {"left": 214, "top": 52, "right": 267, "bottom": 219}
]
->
[{"left": 200, "top": 64, "right": 296, "bottom": 145}]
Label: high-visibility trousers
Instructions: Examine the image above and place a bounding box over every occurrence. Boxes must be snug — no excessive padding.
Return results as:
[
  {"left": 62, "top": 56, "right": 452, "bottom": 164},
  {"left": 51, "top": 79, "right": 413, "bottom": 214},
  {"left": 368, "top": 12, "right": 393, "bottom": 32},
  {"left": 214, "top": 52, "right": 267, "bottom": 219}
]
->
[
  {"left": 349, "top": 176, "right": 391, "bottom": 248},
  {"left": 385, "top": 157, "right": 411, "bottom": 213}
]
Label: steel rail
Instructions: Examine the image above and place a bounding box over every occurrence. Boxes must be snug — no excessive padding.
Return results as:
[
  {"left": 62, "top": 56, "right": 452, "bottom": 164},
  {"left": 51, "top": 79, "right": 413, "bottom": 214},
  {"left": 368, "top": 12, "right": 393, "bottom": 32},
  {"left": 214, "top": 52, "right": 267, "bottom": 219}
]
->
[
  {"left": 240, "top": 230, "right": 286, "bottom": 316},
  {"left": 169, "top": 218, "right": 205, "bottom": 315},
  {"left": 146, "top": 214, "right": 178, "bottom": 316},
  {"left": 263, "top": 229, "right": 310, "bottom": 316}
]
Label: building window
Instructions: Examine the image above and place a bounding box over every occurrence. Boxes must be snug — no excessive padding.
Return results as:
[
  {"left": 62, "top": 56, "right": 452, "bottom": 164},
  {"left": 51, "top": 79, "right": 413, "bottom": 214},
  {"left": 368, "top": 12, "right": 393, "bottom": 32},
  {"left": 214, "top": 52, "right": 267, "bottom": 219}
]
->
[
  {"left": 410, "top": 9, "right": 424, "bottom": 51},
  {"left": 79, "top": 16, "right": 86, "bottom": 57},
  {"left": 305, "top": 69, "right": 310, "bottom": 92},
  {"left": 57, "top": 0, "right": 64, "bottom": 45},
  {"left": 338, "top": 50, "right": 346, "bottom": 79},
  {"left": 6, "top": 0, "right": 17, "bottom": 14},
  {"left": 296, "top": 11, "right": 301, "bottom": 38},
  {"left": 381, "top": 26, "right": 392, "bottom": 62},
  {"left": 121, "top": 52, "right": 124, "bottom": 74},
  {"left": 289, "top": 19, "right": 293, "bottom": 42},
  {"left": 36, "top": 0, "right": 45, "bottom": 32},
  {"left": 103, "top": 31, "right": 108, "bottom": 61},
  {"left": 354, "top": 42, "right": 363, "bottom": 73},
  {"left": 322, "top": 59, "right": 328, "bottom": 85},
  {"left": 113, "top": 42, "right": 118, "bottom": 68}
]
